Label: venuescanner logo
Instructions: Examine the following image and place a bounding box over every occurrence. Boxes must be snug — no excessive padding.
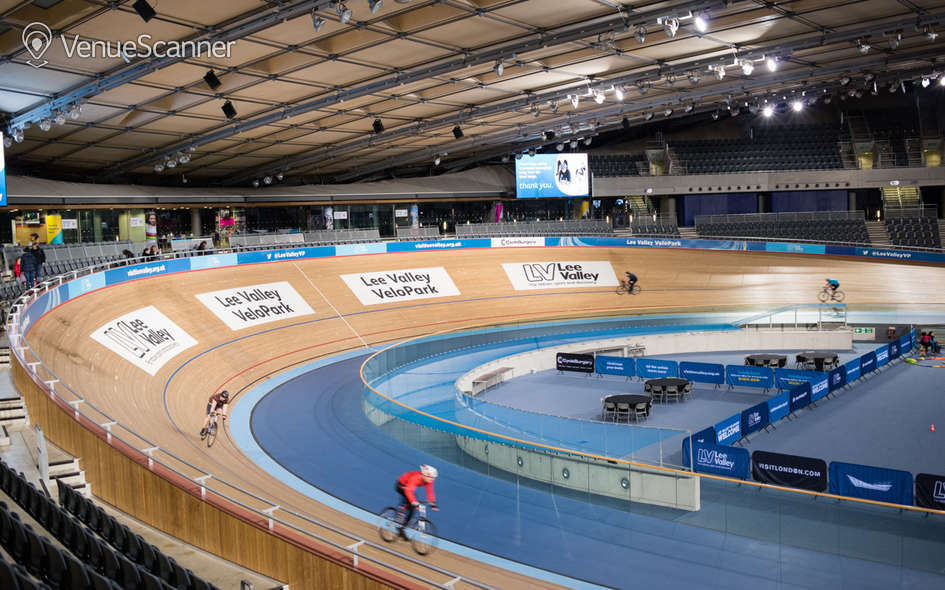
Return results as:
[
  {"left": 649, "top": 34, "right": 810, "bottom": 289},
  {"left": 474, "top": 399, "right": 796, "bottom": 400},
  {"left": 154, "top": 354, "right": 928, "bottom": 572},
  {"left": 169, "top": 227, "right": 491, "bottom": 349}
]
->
[{"left": 22, "top": 21, "right": 236, "bottom": 69}]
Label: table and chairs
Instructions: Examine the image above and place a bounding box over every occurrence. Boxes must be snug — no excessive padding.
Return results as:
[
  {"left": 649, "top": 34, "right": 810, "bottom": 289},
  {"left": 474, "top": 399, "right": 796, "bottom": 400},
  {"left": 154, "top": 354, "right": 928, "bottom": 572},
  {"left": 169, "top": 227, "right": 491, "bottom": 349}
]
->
[
  {"left": 643, "top": 377, "right": 693, "bottom": 403},
  {"left": 795, "top": 351, "right": 840, "bottom": 371},
  {"left": 601, "top": 394, "right": 652, "bottom": 422},
  {"left": 744, "top": 353, "right": 788, "bottom": 368}
]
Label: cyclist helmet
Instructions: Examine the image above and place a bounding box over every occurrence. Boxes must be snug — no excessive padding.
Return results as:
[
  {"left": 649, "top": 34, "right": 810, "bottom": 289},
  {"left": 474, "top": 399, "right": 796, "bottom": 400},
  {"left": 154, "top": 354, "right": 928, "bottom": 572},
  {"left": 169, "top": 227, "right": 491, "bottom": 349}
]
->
[
  {"left": 219, "top": 390, "right": 230, "bottom": 401},
  {"left": 420, "top": 464, "right": 438, "bottom": 479}
]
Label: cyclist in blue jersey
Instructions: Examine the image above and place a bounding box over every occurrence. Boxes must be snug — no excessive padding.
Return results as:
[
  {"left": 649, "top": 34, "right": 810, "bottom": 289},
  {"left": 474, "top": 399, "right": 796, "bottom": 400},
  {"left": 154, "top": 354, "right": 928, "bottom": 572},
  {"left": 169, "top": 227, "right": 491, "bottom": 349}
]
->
[{"left": 825, "top": 278, "right": 839, "bottom": 294}]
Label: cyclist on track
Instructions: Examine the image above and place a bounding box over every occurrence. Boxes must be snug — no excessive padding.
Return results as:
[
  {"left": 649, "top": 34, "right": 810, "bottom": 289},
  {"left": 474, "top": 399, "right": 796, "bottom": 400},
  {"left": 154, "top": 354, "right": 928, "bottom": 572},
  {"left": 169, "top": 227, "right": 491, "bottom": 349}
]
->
[
  {"left": 395, "top": 464, "right": 439, "bottom": 538},
  {"left": 824, "top": 278, "right": 839, "bottom": 295},
  {"left": 199, "top": 390, "right": 230, "bottom": 438},
  {"left": 624, "top": 271, "right": 638, "bottom": 292}
]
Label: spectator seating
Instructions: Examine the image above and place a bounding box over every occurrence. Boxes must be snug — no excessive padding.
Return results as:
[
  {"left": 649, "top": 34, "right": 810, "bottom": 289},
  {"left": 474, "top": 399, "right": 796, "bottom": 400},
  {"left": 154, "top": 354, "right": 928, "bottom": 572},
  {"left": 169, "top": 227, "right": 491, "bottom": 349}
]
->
[
  {"left": 885, "top": 216, "right": 941, "bottom": 248},
  {"left": 455, "top": 219, "right": 611, "bottom": 237},
  {"left": 695, "top": 212, "right": 869, "bottom": 243},
  {"left": 588, "top": 154, "right": 647, "bottom": 177},
  {"left": 395, "top": 227, "right": 440, "bottom": 240},
  {"left": 670, "top": 126, "right": 843, "bottom": 174},
  {"left": 3, "top": 242, "right": 131, "bottom": 275},
  {"left": 630, "top": 217, "right": 680, "bottom": 236},
  {"left": 230, "top": 229, "right": 380, "bottom": 249},
  {"left": 0, "top": 455, "right": 219, "bottom": 590}
]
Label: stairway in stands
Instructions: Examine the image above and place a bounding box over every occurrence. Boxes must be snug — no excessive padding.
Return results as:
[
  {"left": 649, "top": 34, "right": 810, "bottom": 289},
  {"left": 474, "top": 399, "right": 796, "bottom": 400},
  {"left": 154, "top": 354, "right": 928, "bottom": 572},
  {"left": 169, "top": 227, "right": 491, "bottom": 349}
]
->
[
  {"left": 678, "top": 227, "right": 699, "bottom": 240},
  {"left": 938, "top": 220, "right": 945, "bottom": 247},
  {"left": 866, "top": 221, "right": 890, "bottom": 246},
  {"left": 881, "top": 186, "right": 921, "bottom": 208}
]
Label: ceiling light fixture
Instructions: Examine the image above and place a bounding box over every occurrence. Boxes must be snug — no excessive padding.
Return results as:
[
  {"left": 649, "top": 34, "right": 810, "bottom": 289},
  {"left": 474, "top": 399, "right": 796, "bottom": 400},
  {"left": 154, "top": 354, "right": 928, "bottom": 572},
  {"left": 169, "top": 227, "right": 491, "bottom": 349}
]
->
[
  {"left": 685, "top": 103, "right": 694, "bottom": 113},
  {"left": 153, "top": 163, "right": 164, "bottom": 173},
  {"left": 643, "top": 111, "right": 653, "bottom": 121},
  {"left": 857, "top": 39, "right": 870, "bottom": 54},
  {"left": 372, "top": 118, "right": 384, "bottom": 133},
  {"left": 614, "top": 86, "right": 624, "bottom": 101},
  {"left": 791, "top": 100, "right": 803, "bottom": 112},
  {"left": 252, "top": 179, "right": 260, "bottom": 188},
  {"left": 594, "top": 91, "right": 605, "bottom": 104},
  {"left": 369, "top": 0, "right": 383, "bottom": 14},
  {"left": 940, "top": 76, "right": 945, "bottom": 87},
  {"left": 263, "top": 176, "right": 273, "bottom": 185},
  {"left": 528, "top": 148, "right": 537, "bottom": 156},
  {"left": 53, "top": 111, "right": 66, "bottom": 126},
  {"left": 221, "top": 100, "right": 237, "bottom": 119},
  {"left": 925, "top": 26, "right": 938, "bottom": 42},
  {"left": 741, "top": 60, "right": 754, "bottom": 76},
  {"left": 569, "top": 139, "right": 578, "bottom": 148},
  {"left": 556, "top": 143, "right": 564, "bottom": 151},
  {"left": 888, "top": 32, "right": 901, "bottom": 50},
  {"left": 13, "top": 129, "right": 24, "bottom": 143},
  {"left": 584, "top": 137, "right": 593, "bottom": 146},
  {"left": 762, "top": 105, "right": 774, "bottom": 117},
  {"left": 694, "top": 13, "right": 709, "bottom": 33},
  {"left": 688, "top": 72, "right": 700, "bottom": 85},
  {"left": 922, "top": 77, "right": 931, "bottom": 88},
  {"left": 434, "top": 155, "right": 441, "bottom": 166},
  {"left": 571, "top": 94, "right": 579, "bottom": 108},
  {"left": 2, "top": 135, "right": 11, "bottom": 149},
  {"left": 712, "top": 65, "right": 725, "bottom": 80},
  {"left": 840, "top": 76, "right": 851, "bottom": 86},
  {"left": 663, "top": 107, "right": 673, "bottom": 117},
  {"left": 494, "top": 61, "right": 504, "bottom": 77},
  {"left": 765, "top": 56, "right": 778, "bottom": 72},
  {"left": 276, "top": 172, "right": 284, "bottom": 181},
  {"left": 39, "top": 118, "right": 51, "bottom": 132},
  {"left": 663, "top": 17, "right": 679, "bottom": 38},
  {"left": 637, "top": 82, "right": 649, "bottom": 95},
  {"left": 336, "top": 2, "right": 352, "bottom": 24}
]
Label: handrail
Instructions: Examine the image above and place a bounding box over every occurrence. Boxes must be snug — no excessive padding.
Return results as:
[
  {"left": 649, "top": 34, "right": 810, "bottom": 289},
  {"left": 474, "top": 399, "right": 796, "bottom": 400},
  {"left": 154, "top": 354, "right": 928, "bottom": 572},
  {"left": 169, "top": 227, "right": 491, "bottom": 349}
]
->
[
  {"left": 734, "top": 304, "right": 847, "bottom": 328},
  {"left": 5, "top": 263, "right": 499, "bottom": 590}
]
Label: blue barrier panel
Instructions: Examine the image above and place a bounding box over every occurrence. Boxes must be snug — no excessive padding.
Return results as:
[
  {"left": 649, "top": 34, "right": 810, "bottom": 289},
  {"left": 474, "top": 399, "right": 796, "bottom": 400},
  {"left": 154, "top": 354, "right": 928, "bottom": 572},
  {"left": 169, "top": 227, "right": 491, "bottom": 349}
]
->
[
  {"left": 775, "top": 368, "right": 823, "bottom": 390},
  {"left": 908, "top": 329, "right": 916, "bottom": 349},
  {"left": 336, "top": 242, "right": 387, "bottom": 256},
  {"left": 767, "top": 392, "right": 790, "bottom": 423},
  {"left": 67, "top": 273, "right": 106, "bottom": 300},
  {"left": 765, "top": 242, "right": 826, "bottom": 254},
  {"left": 860, "top": 350, "right": 876, "bottom": 374},
  {"left": 679, "top": 361, "right": 724, "bottom": 384},
  {"left": 875, "top": 344, "right": 890, "bottom": 368},
  {"left": 236, "top": 246, "right": 334, "bottom": 265},
  {"left": 844, "top": 358, "right": 861, "bottom": 382},
  {"left": 682, "top": 441, "right": 750, "bottom": 479},
  {"left": 681, "top": 426, "right": 717, "bottom": 465},
  {"left": 595, "top": 355, "right": 634, "bottom": 377},
  {"left": 740, "top": 401, "right": 769, "bottom": 437},
  {"left": 829, "top": 461, "right": 914, "bottom": 506},
  {"left": 386, "top": 239, "right": 490, "bottom": 252},
  {"left": 725, "top": 365, "right": 774, "bottom": 389},
  {"left": 810, "top": 375, "right": 829, "bottom": 402},
  {"left": 636, "top": 358, "right": 678, "bottom": 378},
  {"left": 828, "top": 365, "right": 846, "bottom": 392},
  {"left": 789, "top": 382, "right": 811, "bottom": 412},
  {"left": 104, "top": 258, "right": 191, "bottom": 285},
  {"left": 889, "top": 340, "right": 900, "bottom": 359},
  {"left": 189, "top": 253, "right": 238, "bottom": 270},
  {"left": 714, "top": 413, "right": 742, "bottom": 446}
]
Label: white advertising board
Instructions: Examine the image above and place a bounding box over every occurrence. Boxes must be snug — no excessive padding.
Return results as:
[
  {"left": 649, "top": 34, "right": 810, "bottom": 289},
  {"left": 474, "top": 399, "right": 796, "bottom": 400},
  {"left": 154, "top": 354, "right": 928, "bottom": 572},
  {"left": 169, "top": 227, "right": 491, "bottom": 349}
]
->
[
  {"left": 90, "top": 306, "right": 197, "bottom": 376},
  {"left": 490, "top": 237, "right": 544, "bottom": 248},
  {"left": 341, "top": 267, "right": 459, "bottom": 305},
  {"left": 195, "top": 281, "right": 315, "bottom": 330},
  {"left": 502, "top": 261, "right": 618, "bottom": 290}
]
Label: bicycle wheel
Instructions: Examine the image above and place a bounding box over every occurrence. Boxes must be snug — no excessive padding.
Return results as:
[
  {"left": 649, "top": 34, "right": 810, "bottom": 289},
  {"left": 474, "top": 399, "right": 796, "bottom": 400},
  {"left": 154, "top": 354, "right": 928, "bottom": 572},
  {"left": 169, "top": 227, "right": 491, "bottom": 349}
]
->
[
  {"left": 631, "top": 284, "right": 642, "bottom": 295},
  {"left": 206, "top": 421, "right": 218, "bottom": 447},
  {"left": 410, "top": 517, "right": 437, "bottom": 555},
  {"left": 832, "top": 290, "right": 845, "bottom": 302},
  {"left": 378, "top": 507, "right": 400, "bottom": 543},
  {"left": 615, "top": 285, "right": 626, "bottom": 295},
  {"left": 817, "top": 290, "right": 829, "bottom": 303}
]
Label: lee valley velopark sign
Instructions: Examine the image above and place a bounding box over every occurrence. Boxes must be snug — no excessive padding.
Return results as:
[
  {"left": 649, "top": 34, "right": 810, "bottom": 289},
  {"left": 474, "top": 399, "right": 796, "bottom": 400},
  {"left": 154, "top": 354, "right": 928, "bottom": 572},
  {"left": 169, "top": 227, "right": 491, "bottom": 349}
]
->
[
  {"left": 341, "top": 267, "right": 460, "bottom": 305},
  {"left": 90, "top": 305, "right": 197, "bottom": 375},
  {"left": 502, "top": 261, "right": 618, "bottom": 290},
  {"left": 195, "top": 281, "right": 315, "bottom": 330}
]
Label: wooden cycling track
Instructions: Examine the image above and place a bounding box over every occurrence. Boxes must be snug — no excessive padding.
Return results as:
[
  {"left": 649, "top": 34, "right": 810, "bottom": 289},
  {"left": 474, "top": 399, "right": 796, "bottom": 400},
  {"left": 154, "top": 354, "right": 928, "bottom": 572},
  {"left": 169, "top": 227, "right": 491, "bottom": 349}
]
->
[{"left": 19, "top": 246, "right": 945, "bottom": 589}]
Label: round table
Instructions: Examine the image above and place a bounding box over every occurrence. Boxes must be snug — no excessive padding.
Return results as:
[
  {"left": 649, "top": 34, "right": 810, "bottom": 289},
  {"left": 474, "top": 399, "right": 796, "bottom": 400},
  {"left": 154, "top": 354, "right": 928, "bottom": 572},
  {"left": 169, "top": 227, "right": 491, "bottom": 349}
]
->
[
  {"left": 744, "top": 353, "right": 787, "bottom": 368},
  {"left": 602, "top": 393, "right": 652, "bottom": 420},
  {"left": 795, "top": 351, "right": 840, "bottom": 371},
  {"left": 643, "top": 377, "right": 691, "bottom": 402}
]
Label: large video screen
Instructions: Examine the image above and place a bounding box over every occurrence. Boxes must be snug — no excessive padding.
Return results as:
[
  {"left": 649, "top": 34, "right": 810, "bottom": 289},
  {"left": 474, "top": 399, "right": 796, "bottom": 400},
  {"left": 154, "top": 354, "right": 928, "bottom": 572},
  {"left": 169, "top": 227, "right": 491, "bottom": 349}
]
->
[{"left": 515, "top": 153, "right": 589, "bottom": 199}]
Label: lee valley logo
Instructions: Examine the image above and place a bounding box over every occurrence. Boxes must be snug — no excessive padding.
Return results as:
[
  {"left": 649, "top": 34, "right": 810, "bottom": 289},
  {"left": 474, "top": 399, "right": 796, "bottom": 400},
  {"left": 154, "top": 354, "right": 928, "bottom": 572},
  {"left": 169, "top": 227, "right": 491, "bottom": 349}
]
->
[
  {"left": 90, "top": 306, "right": 197, "bottom": 376},
  {"left": 697, "top": 449, "right": 735, "bottom": 470},
  {"left": 195, "top": 281, "right": 314, "bottom": 330},
  {"left": 342, "top": 267, "right": 460, "bottom": 305},
  {"left": 22, "top": 21, "right": 236, "bottom": 69},
  {"left": 502, "top": 261, "right": 618, "bottom": 290}
]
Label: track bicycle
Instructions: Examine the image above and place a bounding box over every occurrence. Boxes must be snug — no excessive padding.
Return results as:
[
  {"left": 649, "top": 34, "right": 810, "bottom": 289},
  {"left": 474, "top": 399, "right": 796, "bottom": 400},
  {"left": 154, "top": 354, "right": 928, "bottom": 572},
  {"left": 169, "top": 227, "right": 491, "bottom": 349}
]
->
[
  {"left": 615, "top": 280, "right": 641, "bottom": 295},
  {"left": 378, "top": 501, "right": 438, "bottom": 555},
  {"left": 201, "top": 411, "right": 225, "bottom": 447},
  {"left": 818, "top": 287, "right": 845, "bottom": 303}
]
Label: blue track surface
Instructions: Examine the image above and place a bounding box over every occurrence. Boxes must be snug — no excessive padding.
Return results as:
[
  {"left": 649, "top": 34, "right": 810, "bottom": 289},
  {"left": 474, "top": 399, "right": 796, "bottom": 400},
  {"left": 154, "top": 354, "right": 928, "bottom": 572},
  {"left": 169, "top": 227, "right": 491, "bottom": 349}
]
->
[{"left": 246, "top": 318, "right": 945, "bottom": 589}]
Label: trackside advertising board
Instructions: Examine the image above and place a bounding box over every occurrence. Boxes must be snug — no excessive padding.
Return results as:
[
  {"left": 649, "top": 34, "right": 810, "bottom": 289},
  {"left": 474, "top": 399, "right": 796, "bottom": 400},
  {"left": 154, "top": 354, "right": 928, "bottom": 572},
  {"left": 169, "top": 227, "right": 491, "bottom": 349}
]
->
[
  {"left": 341, "top": 267, "right": 460, "bottom": 305},
  {"left": 714, "top": 413, "right": 741, "bottom": 446},
  {"left": 915, "top": 473, "right": 945, "bottom": 510},
  {"left": 595, "top": 355, "right": 634, "bottom": 377},
  {"left": 636, "top": 358, "right": 678, "bottom": 378},
  {"left": 195, "top": 281, "right": 315, "bottom": 330},
  {"left": 683, "top": 441, "right": 750, "bottom": 479},
  {"left": 557, "top": 352, "right": 594, "bottom": 373},
  {"left": 679, "top": 361, "right": 724, "bottom": 384},
  {"left": 751, "top": 450, "right": 827, "bottom": 492},
  {"left": 502, "top": 261, "right": 618, "bottom": 290},
  {"left": 90, "top": 306, "right": 197, "bottom": 376},
  {"left": 829, "top": 461, "right": 913, "bottom": 506}
]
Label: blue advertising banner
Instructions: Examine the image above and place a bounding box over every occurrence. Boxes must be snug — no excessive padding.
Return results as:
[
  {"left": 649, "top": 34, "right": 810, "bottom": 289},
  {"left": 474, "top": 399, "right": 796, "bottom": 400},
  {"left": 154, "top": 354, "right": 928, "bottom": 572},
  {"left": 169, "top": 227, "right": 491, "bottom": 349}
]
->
[
  {"left": 875, "top": 345, "right": 890, "bottom": 368},
  {"left": 104, "top": 258, "right": 191, "bottom": 285},
  {"left": 844, "top": 358, "right": 861, "bottom": 382},
  {"left": 767, "top": 392, "right": 790, "bottom": 423},
  {"left": 889, "top": 340, "right": 900, "bottom": 359},
  {"left": 860, "top": 351, "right": 876, "bottom": 374},
  {"left": 726, "top": 365, "right": 774, "bottom": 389},
  {"left": 594, "top": 355, "right": 634, "bottom": 377},
  {"left": 336, "top": 242, "right": 386, "bottom": 256},
  {"left": 189, "top": 253, "right": 238, "bottom": 270},
  {"left": 789, "top": 383, "right": 811, "bottom": 412},
  {"left": 714, "top": 413, "right": 742, "bottom": 446},
  {"left": 681, "top": 426, "right": 717, "bottom": 465},
  {"left": 827, "top": 366, "right": 846, "bottom": 392},
  {"left": 679, "top": 361, "right": 724, "bottom": 385},
  {"left": 810, "top": 375, "right": 829, "bottom": 402},
  {"left": 740, "top": 401, "right": 769, "bottom": 437},
  {"left": 236, "top": 246, "right": 334, "bottom": 265},
  {"left": 908, "top": 330, "right": 916, "bottom": 349},
  {"left": 829, "top": 462, "right": 914, "bottom": 506},
  {"left": 764, "top": 242, "right": 826, "bottom": 255},
  {"left": 67, "top": 273, "right": 107, "bottom": 300},
  {"left": 683, "top": 441, "right": 750, "bottom": 479},
  {"left": 898, "top": 334, "right": 912, "bottom": 356},
  {"left": 775, "top": 368, "right": 823, "bottom": 390},
  {"left": 386, "top": 238, "right": 490, "bottom": 252},
  {"left": 636, "top": 358, "right": 678, "bottom": 378}
]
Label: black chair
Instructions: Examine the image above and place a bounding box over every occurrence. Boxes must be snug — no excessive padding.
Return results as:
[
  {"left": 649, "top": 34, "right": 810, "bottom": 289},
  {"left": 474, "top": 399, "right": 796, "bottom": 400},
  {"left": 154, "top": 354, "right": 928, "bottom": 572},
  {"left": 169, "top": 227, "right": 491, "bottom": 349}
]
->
[
  {"left": 190, "top": 576, "right": 210, "bottom": 590},
  {"left": 86, "top": 530, "right": 104, "bottom": 573},
  {"left": 122, "top": 531, "right": 141, "bottom": 563},
  {"left": 100, "top": 545, "right": 120, "bottom": 582},
  {"left": 24, "top": 525, "right": 46, "bottom": 577},
  {"left": 137, "top": 541, "right": 156, "bottom": 574},
  {"left": 0, "top": 505, "right": 13, "bottom": 548},
  {"left": 39, "top": 537, "right": 66, "bottom": 588},
  {"left": 140, "top": 570, "right": 164, "bottom": 590},
  {"left": 13, "top": 563, "right": 46, "bottom": 590},
  {"left": 63, "top": 553, "right": 92, "bottom": 590},
  {"left": 153, "top": 551, "right": 172, "bottom": 584},
  {"left": 89, "top": 570, "right": 122, "bottom": 590},
  {"left": 167, "top": 558, "right": 190, "bottom": 590},
  {"left": 117, "top": 555, "right": 140, "bottom": 590},
  {"left": 10, "top": 518, "right": 29, "bottom": 563},
  {"left": 95, "top": 507, "right": 111, "bottom": 538}
]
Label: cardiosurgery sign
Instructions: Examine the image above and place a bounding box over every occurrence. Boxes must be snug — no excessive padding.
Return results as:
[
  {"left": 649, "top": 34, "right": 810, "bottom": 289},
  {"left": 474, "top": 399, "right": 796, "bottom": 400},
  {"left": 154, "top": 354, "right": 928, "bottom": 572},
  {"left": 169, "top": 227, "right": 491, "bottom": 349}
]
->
[
  {"left": 90, "top": 306, "right": 197, "bottom": 376},
  {"left": 341, "top": 267, "right": 460, "bottom": 305},
  {"left": 502, "top": 261, "right": 618, "bottom": 290},
  {"left": 195, "top": 281, "right": 315, "bottom": 330}
]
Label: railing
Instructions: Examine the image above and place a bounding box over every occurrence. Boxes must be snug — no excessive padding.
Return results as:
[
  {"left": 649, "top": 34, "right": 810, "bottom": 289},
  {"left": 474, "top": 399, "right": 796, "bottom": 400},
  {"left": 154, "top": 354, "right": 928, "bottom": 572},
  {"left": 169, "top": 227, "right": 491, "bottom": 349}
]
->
[
  {"left": 885, "top": 205, "right": 938, "bottom": 218},
  {"left": 4, "top": 259, "right": 497, "bottom": 590},
  {"left": 735, "top": 304, "right": 847, "bottom": 330},
  {"left": 695, "top": 210, "right": 865, "bottom": 226}
]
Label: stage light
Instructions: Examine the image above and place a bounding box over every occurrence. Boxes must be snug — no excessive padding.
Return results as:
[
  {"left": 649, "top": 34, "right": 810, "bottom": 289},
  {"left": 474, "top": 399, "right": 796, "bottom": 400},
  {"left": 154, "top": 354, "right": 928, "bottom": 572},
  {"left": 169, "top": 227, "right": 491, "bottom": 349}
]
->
[
  {"left": 369, "top": 0, "right": 382, "bottom": 14},
  {"left": 584, "top": 137, "right": 592, "bottom": 146},
  {"left": 452, "top": 125, "right": 463, "bottom": 139},
  {"left": 594, "top": 91, "right": 605, "bottom": 104},
  {"left": 204, "top": 70, "right": 222, "bottom": 90},
  {"left": 252, "top": 179, "right": 260, "bottom": 188},
  {"left": 922, "top": 77, "right": 931, "bottom": 88},
  {"left": 840, "top": 76, "right": 851, "bottom": 86},
  {"left": 276, "top": 172, "right": 284, "bottom": 181},
  {"left": 762, "top": 105, "right": 773, "bottom": 117},
  {"left": 888, "top": 32, "right": 901, "bottom": 50},
  {"left": 637, "top": 82, "right": 649, "bottom": 95},
  {"left": 635, "top": 25, "right": 646, "bottom": 44},
  {"left": 711, "top": 111, "right": 720, "bottom": 120},
  {"left": 221, "top": 100, "right": 237, "bottom": 119},
  {"left": 685, "top": 103, "right": 694, "bottom": 113},
  {"left": 858, "top": 39, "right": 870, "bottom": 54},
  {"left": 925, "top": 27, "right": 938, "bottom": 42},
  {"left": 13, "top": 129, "right": 24, "bottom": 143},
  {"left": 433, "top": 155, "right": 441, "bottom": 166},
  {"left": 663, "top": 108, "right": 673, "bottom": 117},
  {"left": 792, "top": 100, "right": 803, "bottom": 112},
  {"left": 263, "top": 176, "right": 273, "bottom": 185},
  {"left": 694, "top": 13, "right": 708, "bottom": 33},
  {"left": 68, "top": 104, "right": 82, "bottom": 120},
  {"left": 570, "top": 95, "right": 579, "bottom": 108},
  {"left": 39, "top": 118, "right": 51, "bottom": 132},
  {"left": 556, "top": 143, "right": 564, "bottom": 151},
  {"left": 614, "top": 86, "right": 624, "bottom": 101},
  {"left": 372, "top": 118, "right": 384, "bottom": 133},
  {"left": 712, "top": 65, "right": 725, "bottom": 80},
  {"left": 515, "top": 152, "right": 523, "bottom": 160},
  {"left": 132, "top": 0, "right": 156, "bottom": 22},
  {"left": 643, "top": 111, "right": 653, "bottom": 121},
  {"left": 178, "top": 151, "right": 190, "bottom": 164},
  {"left": 336, "top": 2, "right": 352, "bottom": 24},
  {"left": 741, "top": 60, "right": 754, "bottom": 76},
  {"left": 688, "top": 72, "right": 700, "bottom": 85},
  {"left": 528, "top": 148, "right": 536, "bottom": 156},
  {"left": 766, "top": 56, "right": 778, "bottom": 72},
  {"left": 153, "top": 163, "right": 164, "bottom": 173},
  {"left": 53, "top": 111, "right": 66, "bottom": 126},
  {"left": 570, "top": 139, "right": 578, "bottom": 148},
  {"left": 312, "top": 13, "right": 325, "bottom": 33},
  {"left": 663, "top": 17, "right": 679, "bottom": 38},
  {"left": 494, "top": 61, "right": 504, "bottom": 77},
  {"left": 166, "top": 158, "right": 177, "bottom": 169},
  {"left": 940, "top": 76, "right": 945, "bottom": 87}
]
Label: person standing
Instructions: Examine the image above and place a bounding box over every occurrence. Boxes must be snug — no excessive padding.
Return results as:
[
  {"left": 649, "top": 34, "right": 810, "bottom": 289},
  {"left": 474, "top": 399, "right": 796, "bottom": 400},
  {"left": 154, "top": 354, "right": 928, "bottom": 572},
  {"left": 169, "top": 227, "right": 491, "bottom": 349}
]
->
[
  {"left": 31, "top": 242, "right": 46, "bottom": 280},
  {"left": 20, "top": 248, "right": 37, "bottom": 288}
]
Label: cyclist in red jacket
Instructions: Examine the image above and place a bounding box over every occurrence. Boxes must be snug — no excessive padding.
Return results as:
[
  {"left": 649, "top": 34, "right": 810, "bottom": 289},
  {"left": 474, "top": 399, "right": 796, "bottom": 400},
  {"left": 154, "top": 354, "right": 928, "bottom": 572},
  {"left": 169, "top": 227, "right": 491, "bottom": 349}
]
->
[{"left": 395, "top": 465, "right": 438, "bottom": 538}]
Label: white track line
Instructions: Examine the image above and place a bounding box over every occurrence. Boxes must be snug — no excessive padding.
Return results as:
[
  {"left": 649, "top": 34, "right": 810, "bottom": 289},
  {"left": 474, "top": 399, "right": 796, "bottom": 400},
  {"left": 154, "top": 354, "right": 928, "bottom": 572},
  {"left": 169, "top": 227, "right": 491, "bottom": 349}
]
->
[{"left": 293, "top": 261, "right": 368, "bottom": 348}]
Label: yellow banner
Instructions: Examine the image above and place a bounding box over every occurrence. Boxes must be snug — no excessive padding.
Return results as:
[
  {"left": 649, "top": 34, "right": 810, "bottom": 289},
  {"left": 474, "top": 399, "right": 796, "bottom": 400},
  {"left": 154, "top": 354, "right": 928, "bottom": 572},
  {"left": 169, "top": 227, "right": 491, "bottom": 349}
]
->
[{"left": 45, "top": 214, "right": 63, "bottom": 244}]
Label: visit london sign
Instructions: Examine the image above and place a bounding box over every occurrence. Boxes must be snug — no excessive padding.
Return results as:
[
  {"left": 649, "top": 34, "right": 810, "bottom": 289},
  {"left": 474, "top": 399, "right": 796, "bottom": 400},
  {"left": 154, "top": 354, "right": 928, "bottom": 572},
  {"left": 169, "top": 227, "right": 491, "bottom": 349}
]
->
[
  {"left": 90, "top": 306, "right": 197, "bottom": 376},
  {"left": 502, "top": 261, "right": 618, "bottom": 290}
]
